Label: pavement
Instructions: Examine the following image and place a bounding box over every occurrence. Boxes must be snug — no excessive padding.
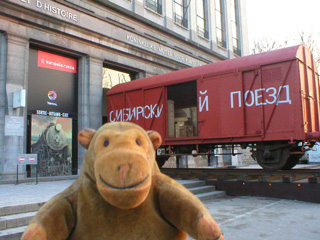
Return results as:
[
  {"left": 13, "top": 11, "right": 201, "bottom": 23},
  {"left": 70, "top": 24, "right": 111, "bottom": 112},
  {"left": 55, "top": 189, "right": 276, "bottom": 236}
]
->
[{"left": 1, "top": 179, "right": 320, "bottom": 240}]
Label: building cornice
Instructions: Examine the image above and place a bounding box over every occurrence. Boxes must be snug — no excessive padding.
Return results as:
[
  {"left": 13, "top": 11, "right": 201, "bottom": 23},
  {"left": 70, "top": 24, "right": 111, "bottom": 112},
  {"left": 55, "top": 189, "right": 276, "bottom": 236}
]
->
[{"left": 76, "top": 0, "right": 228, "bottom": 61}]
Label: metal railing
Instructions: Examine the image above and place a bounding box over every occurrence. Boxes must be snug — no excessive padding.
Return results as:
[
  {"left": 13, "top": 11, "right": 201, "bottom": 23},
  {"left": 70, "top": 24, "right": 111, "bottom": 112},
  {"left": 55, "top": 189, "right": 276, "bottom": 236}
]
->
[
  {"left": 146, "top": 0, "right": 162, "bottom": 14},
  {"left": 174, "top": 13, "right": 188, "bottom": 28},
  {"left": 197, "top": 26, "right": 209, "bottom": 39}
]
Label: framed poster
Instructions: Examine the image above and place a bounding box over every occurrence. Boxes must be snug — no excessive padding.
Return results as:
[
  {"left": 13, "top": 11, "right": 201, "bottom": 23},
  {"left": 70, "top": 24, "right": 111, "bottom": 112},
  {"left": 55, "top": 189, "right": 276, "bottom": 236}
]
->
[{"left": 30, "top": 115, "right": 73, "bottom": 176}]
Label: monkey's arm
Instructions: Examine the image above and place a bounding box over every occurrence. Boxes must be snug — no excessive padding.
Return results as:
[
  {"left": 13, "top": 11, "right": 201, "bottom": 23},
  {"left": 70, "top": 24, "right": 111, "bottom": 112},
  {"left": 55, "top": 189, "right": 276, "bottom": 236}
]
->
[
  {"left": 21, "top": 191, "right": 77, "bottom": 240},
  {"left": 156, "top": 174, "right": 223, "bottom": 240}
]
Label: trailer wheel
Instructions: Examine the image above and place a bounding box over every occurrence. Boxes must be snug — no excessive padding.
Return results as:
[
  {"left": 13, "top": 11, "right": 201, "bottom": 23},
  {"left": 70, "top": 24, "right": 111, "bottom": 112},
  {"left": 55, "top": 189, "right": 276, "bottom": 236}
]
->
[
  {"left": 281, "top": 154, "right": 301, "bottom": 170},
  {"left": 255, "top": 146, "right": 291, "bottom": 170},
  {"left": 156, "top": 156, "right": 168, "bottom": 168}
]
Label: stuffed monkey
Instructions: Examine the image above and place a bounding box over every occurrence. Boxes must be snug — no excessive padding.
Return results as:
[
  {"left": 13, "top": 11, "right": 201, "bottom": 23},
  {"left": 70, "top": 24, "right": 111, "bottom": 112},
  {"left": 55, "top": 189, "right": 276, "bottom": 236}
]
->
[{"left": 21, "top": 122, "right": 223, "bottom": 240}]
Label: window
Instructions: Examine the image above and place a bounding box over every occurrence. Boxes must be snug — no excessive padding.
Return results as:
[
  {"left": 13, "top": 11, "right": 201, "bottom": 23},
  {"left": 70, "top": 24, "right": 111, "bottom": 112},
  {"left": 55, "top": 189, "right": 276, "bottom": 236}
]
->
[
  {"left": 102, "top": 68, "right": 131, "bottom": 89},
  {"left": 173, "top": 0, "right": 188, "bottom": 28},
  {"left": 215, "top": 0, "right": 226, "bottom": 48},
  {"left": 167, "top": 81, "right": 198, "bottom": 138},
  {"left": 102, "top": 67, "right": 133, "bottom": 123},
  {"left": 231, "top": 0, "right": 241, "bottom": 55},
  {"left": 197, "top": 0, "right": 208, "bottom": 39},
  {"left": 145, "top": 0, "right": 162, "bottom": 14}
]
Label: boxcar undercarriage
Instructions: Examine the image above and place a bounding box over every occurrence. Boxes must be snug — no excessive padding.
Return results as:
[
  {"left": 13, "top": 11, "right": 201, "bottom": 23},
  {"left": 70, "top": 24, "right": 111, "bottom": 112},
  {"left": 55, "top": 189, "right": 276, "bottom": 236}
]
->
[{"left": 156, "top": 140, "right": 316, "bottom": 170}]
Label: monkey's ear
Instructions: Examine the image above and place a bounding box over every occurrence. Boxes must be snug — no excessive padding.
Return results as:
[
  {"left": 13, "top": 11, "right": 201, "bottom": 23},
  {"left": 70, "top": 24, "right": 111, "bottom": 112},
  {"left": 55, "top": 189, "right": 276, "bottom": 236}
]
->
[
  {"left": 147, "top": 130, "right": 162, "bottom": 150},
  {"left": 78, "top": 129, "right": 96, "bottom": 149}
]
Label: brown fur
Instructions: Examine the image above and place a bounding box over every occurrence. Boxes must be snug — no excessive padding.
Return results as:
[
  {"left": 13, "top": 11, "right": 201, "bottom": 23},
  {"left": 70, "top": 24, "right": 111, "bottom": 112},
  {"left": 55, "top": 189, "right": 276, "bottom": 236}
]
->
[{"left": 21, "top": 122, "right": 223, "bottom": 240}]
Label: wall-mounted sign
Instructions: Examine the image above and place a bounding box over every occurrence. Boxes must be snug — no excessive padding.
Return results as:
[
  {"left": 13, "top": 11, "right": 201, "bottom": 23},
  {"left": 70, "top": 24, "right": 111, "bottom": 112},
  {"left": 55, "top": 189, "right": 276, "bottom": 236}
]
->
[
  {"left": 126, "top": 34, "right": 204, "bottom": 67},
  {"left": 38, "top": 50, "right": 77, "bottom": 73},
  {"left": 12, "top": 0, "right": 78, "bottom": 22},
  {"left": 13, "top": 89, "right": 26, "bottom": 108},
  {"left": 17, "top": 154, "right": 38, "bottom": 165},
  {"left": 5, "top": 116, "right": 24, "bottom": 136},
  {"left": 36, "top": 110, "right": 69, "bottom": 118},
  {"left": 28, "top": 49, "right": 78, "bottom": 115}
]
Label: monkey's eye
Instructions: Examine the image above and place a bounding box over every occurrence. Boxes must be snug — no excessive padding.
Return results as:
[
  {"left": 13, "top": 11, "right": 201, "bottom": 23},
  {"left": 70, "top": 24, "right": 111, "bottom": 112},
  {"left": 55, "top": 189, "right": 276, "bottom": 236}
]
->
[
  {"left": 136, "top": 139, "right": 141, "bottom": 146},
  {"left": 104, "top": 140, "right": 109, "bottom": 147}
]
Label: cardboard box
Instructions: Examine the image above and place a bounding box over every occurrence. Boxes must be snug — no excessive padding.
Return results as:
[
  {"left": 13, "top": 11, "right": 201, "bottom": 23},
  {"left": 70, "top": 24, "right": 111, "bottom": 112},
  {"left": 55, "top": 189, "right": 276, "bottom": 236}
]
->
[
  {"left": 178, "top": 125, "right": 187, "bottom": 138},
  {"left": 174, "top": 117, "right": 190, "bottom": 122},
  {"left": 187, "top": 125, "right": 194, "bottom": 137},
  {"left": 175, "top": 123, "right": 179, "bottom": 138},
  {"left": 176, "top": 121, "right": 187, "bottom": 127},
  {"left": 175, "top": 108, "right": 192, "bottom": 118},
  {"left": 190, "top": 107, "right": 198, "bottom": 136},
  {"left": 168, "top": 100, "right": 175, "bottom": 137}
]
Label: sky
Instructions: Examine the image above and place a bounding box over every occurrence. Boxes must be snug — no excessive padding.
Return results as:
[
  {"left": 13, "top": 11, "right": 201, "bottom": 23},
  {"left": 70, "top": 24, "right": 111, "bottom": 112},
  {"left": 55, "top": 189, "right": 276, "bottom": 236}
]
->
[{"left": 245, "top": 0, "right": 320, "bottom": 52}]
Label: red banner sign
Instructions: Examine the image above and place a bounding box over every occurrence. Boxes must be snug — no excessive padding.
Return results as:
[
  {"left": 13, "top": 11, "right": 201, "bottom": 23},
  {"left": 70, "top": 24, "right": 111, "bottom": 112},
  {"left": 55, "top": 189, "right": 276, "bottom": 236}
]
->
[{"left": 38, "top": 50, "right": 77, "bottom": 73}]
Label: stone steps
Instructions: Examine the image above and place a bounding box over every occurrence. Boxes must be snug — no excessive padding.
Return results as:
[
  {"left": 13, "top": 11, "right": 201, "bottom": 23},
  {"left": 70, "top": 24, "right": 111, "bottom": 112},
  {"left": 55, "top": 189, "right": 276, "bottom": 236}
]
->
[{"left": 0, "top": 179, "right": 225, "bottom": 239}]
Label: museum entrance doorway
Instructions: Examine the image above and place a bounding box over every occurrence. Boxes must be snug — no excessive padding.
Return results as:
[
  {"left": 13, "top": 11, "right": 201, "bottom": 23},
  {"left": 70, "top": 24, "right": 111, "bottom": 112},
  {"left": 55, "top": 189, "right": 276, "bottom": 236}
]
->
[{"left": 102, "top": 64, "right": 140, "bottom": 123}]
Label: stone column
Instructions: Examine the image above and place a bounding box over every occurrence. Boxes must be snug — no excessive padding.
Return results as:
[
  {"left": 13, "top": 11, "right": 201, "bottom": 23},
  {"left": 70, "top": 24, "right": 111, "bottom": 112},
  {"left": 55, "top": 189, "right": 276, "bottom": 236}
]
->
[
  {"left": 2, "top": 34, "right": 29, "bottom": 180},
  {"left": 0, "top": 32, "right": 8, "bottom": 179},
  {"left": 88, "top": 57, "right": 103, "bottom": 130},
  {"left": 77, "top": 56, "right": 103, "bottom": 172}
]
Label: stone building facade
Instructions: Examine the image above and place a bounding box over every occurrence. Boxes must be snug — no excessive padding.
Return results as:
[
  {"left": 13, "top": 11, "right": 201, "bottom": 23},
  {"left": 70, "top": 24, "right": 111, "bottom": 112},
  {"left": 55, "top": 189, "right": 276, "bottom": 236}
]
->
[{"left": 0, "top": 0, "right": 248, "bottom": 179}]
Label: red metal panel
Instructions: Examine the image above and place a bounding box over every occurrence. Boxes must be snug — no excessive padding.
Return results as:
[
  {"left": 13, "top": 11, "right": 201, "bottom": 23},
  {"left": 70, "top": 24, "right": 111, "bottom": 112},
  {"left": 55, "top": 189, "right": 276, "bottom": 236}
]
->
[
  {"left": 143, "top": 87, "right": 165, "bottom": 137},
  {"left": 198, "top": 73, "right": 245, "bottom": 139},
  {"left": 299, "top": 46, "right": 320, "bottom": 139},
  {"left": 197, "top": 60, "right": 300, "bottom": 142},
  {"left": 261, "top": 61, "right": 299, "bottom": 139},
  {"left": 124, "top": 90, "right": 144, "bottom": 126},
  {"left": 108, "top": 90, "right": 143, "bottom": 124},
  {"left": 242, "top": 70, "right": 263, "bottom": 137},
  {"left": 108, "top": 88, "right": 165, "bottom": 137},
  {"left": 108, "top": 93, "right": 125, "bottom": 122}
]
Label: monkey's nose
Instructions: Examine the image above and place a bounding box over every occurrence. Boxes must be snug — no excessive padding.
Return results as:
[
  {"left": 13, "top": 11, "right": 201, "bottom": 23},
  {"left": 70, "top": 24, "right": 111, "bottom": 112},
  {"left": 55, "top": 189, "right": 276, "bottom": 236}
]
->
[{"left": 117, "top": 164, "right": 132, "bottom": 182}]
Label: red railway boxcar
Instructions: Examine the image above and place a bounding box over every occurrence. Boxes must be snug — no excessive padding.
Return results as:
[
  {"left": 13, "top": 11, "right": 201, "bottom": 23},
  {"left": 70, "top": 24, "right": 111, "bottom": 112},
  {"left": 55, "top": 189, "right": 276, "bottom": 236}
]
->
[{"left": 107, "top": 45, "right": 320, "bottom": 170}]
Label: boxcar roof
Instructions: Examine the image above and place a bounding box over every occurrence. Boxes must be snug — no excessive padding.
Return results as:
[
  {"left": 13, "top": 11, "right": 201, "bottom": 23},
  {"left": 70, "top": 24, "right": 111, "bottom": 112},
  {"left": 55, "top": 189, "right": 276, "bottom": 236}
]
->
[{"left": 107, "top": 45, "right": 316, "bottom": 95}]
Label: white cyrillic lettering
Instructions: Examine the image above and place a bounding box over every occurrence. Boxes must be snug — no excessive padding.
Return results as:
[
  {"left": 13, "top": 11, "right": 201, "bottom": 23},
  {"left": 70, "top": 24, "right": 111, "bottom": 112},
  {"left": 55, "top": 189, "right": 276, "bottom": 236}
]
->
[
  {"left": 265, "top": 87, "right": 277, "bottom": 104},
  {"left": 122, "top": 109, "right": 128, "bottom": 121},
  {"left": 255, "top": 88, "right": 266, "bottom": 106},
  {"left": 244, "top": 90, "right": 254, "bottom": 107},
  {"left": 116, "top": 109, "right": 123, "bottom": 121},
  {"left": 199, "top": 95, "right": 209, "bottom": 112},
  {"left": 109, "top": 104, "right": 165, "bottom": 121},
  {"left": 126, "top": 108, "right": 133, "bottom": 121},
  {"left": 136, "top": 106, "right": 144, "bottom": 120},
  {"left": 109, "top": 111, "right": 115, "bottom": 122},
  {"left": 230, "top": 85, "right": 292, "bottom": 109},
  {"left": 276, "top": 85, "right": 292, "bottom": 105},
  {"left": 199, "top": 90, "right": 209, "bottom": 112},
  {"left": 156, "top": 104, "right": 163, "bottom": 117},
  {"left": 150, "top": 104, "right": 157, "bottom": 117},
  {"left": 230, "top": 91, "right": 241, "bottom": 108},
  {"left": 145, "top": 105, "right": 151, "bottom": 119}
]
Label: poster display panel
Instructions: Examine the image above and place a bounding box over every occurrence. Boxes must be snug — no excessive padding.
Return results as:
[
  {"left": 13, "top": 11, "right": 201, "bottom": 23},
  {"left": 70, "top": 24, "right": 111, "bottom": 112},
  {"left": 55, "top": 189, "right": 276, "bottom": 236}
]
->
[
  {"left": 28, "top": 49, "right": 77, "bottom": 115},
  {"left": 30, "top": 115, "right": 73, "bottom": 176},
  {"left": 27, "top": 49, "right": 78, "bottom": 177}
]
